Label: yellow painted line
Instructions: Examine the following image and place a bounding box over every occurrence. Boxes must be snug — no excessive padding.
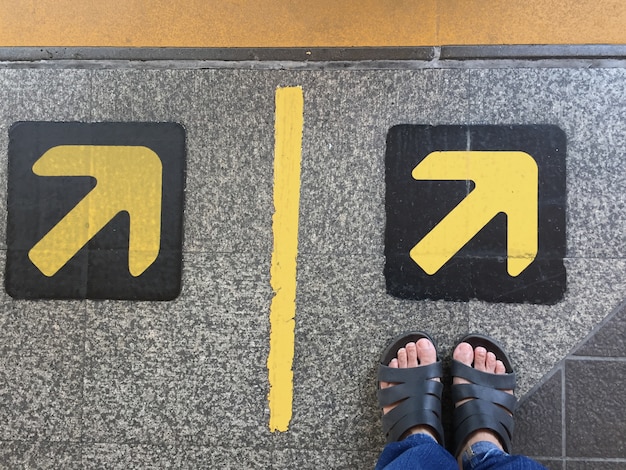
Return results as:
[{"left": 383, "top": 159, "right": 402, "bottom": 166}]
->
[
  {"left": 267, "top": 86, "right": 304, "bottom": 432},
  {"left": 0, "top": 0, "right": 624, "bottom": 47}
]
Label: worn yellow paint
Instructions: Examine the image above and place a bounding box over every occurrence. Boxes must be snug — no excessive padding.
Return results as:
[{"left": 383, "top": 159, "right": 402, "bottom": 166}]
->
[
  {"left": 0, "top": 0, "right": 624, "bottom": 47},
  {"left": 410, "top": 151, "right": 538, "bottom": 277},
  {"left": 267, "top": 87, "right": 303, "bottom": 432},
  {"left": 28, "top": 145, "right": 162, "bottom": 277}
]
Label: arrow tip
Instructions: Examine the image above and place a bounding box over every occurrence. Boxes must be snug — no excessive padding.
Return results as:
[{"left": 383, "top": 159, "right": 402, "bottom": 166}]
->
[
  {"left": 409, "top": 247, "right": 442, "bottom": 275},
  {"left": 28, "top": 248, "right": 60, "bottom": 277}
]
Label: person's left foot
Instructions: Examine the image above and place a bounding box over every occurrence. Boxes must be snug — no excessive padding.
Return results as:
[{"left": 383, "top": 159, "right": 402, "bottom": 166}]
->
[
  {"left": 380, "top": 338, "right": 441, "bottom": 441},
  {"left": 452, "top": 335, "right": 516, "bottom": 467}
]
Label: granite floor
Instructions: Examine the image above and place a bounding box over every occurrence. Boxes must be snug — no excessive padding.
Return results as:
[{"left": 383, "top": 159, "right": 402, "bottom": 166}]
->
[{"left": 0, "top": 63, "right": 624, "bottom": 468}]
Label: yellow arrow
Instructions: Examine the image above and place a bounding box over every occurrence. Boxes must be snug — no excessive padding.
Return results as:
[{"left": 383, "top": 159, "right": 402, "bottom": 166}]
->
[
  {"left": 410, "top": 151, "right": 538, "bottom": 277},
  {"left": 28, "top": 145, "right": 162, "bottom": 277}
]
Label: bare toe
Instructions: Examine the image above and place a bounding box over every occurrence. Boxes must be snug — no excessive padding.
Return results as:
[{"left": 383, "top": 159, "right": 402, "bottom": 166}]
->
[
  {"left": 474, "top": 346, "right": 488, "bottom": 372},
  {"left": 453, "top": 342, "right": 474, "bottom": 367},
  {"left": 416, "top": 338, "right": 437, "bottom": 366},
  {"left": 486, "top": 351, "right": 497, "bottom": 373},
  {"left": 405, "top": 342, "right": 418, "bottom": 368},
  {"left": 397, "top": 347, "right": 408, "bottom": 369}
]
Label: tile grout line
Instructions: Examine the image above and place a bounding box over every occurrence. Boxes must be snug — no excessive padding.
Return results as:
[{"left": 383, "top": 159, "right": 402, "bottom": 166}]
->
[
  {"left": 561, "top": 363, "right": 566, "bottom": 467},
  {"left": 565, "top": 355, "right": 626, "bottom": 362},
  {"left": 79, "top": 301, "right": 89, "bottom": 466},
  {"left": 564, "top": 457, "right": 626, "bottom": 462},
  {"left": 81, "top": 70, "right": 93, "bottom": 467}
]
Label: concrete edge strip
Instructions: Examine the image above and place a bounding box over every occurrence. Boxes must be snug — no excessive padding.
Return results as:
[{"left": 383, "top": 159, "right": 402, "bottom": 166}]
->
[
  {"left": 0, "top": 46, "right": 435, "bottom": 62},
  {"left": 441, "top": 44, "right": 626, "bottom": 60},
  {"left": 1, "top": 45, "right": 626, "bottom": 62}
]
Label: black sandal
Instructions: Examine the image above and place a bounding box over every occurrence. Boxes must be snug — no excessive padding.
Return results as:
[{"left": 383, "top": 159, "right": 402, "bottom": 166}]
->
[
  {"left": 377, "top": 331, "right": 444, "bottom": 444},
  {"left": 452, "top": 334, "right": 517, "bottom": 456}
]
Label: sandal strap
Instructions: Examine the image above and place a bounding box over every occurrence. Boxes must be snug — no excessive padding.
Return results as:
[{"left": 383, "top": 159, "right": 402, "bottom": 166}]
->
[
  {"left": 451, "top": 358, "right": 517, "bottom": 456},
  {"left": 377, "top": 359, "right": 444, "bottom": 444},
  {"left": 451, "top": 359, "right": 517, "bottom": 390},
  {"left": 452, "top": 383, "right": 517, "bottom": 412},
  {"left": 455, "top": 404, "right": 515, "bottom": 453},
  {"left": 377, "top": 362, "right": 443, "bottom": 406},
  {"left": 379, "top": 360, "right": 443, "bottom": 384}
]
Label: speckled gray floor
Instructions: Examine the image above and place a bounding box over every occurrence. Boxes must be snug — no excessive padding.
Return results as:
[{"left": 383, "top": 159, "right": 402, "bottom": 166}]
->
[{"left": 0, "top": 65, "right": 624, "bottom": 468}]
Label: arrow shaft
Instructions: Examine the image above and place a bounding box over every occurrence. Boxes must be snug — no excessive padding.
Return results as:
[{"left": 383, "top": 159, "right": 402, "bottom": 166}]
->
[
  {"left": 410, "top": 192, "right": 497, "bottom": 274},
  {"left": 28, "top": 190, "right": 118, "bottom": 276},
  {"left": 127, "top": 199, "right": 162, "bottom": 276},
  {"left": 504, "top": 186, "right": 538, "bottom": 276}
]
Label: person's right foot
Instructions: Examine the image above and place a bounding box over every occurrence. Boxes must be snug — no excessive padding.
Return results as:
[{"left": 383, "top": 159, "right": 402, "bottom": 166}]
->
[
  {"left": 380, "top": 338, "right": 441, "bottom": 441},
  {"left": 453, "top": 342, "right": 514, "bottom": 464}
]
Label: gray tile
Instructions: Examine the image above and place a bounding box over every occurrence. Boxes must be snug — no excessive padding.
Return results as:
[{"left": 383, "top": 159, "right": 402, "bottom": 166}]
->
[
  {"left": 469, "top": 259, "right": 626, "bottom": 395},
  {"left": 469, "top": 68, "right": 626, "bottom": 259},
  {"left": 0, "top": 350, "right": 83, "bottom": 441},
  {"left": 0, "top": 254, "right": 84, "bottom": 441},
  {"left": 273, "top": 448, "right": 379, "bottom": 469},
  {"left": 0, "top": 130, "right": 6, "bottom": 251},
  {"left": 83, "top": 443, "right": 178, "bottom": 469},
  {"left": 83, "top": 301, "right": 181, "bottom": 443},
  {"left": 573, "top": 301, "right": 626, "bottom": 357},
  {"left": 82, "top": 356, "right": 180, "bottom": 443},
  {"left": 565, "top": 359, "right": 626, "bottom": 458},
  {"left": 177, "top": 251, "right": 272, "bottom": 344},
  {"left": 0, "top": 300, "right": 84, "bottom": 356},
  {"left": 514, "top": 369, "right": 563, "bottom": 457},
  {"left": 0, "top": 441, "right": 82, "bottom": 469},
  {"left": 179, "top": 445, "right": 272, "bottom": 469},
  {"left": 90, "top": 69, "right": 201, "bottom": 122},
  {"left": 469, "top": 69, "right": 573, "bottom": 124},
  {"left": 182, "top": 70, "right": 276, "bottom": 254},
  {"left": 298, "top": 69, "right": 469, "bottom": 256},
  {"left": 0, "top": 70, "right": 92, "bottom": 122},
  {"left": 85, "top": 301, "right": 178, "bottom": 357},
  {"left": 175, "top": 252, "right": 272, "bottom": 446},
  {"left": 82, "top": 252, "right": 274, "bottom": 446},
  {"left": 285, "top": 363, "right": 378, "bottom": 451},
  {"left": 175, "top": 345, "right": 272, "bottom": 447}
]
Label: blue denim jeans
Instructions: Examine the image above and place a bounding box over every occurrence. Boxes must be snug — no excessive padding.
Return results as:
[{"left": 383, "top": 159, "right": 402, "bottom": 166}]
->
[{"left": 376, "top": 434, "right": 547, "bottom": 470}]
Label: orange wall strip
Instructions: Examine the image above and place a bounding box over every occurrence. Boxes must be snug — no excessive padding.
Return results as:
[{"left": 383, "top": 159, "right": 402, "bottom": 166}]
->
[{"left": 0, "top": 0, "right": 624, "bottom": 48}]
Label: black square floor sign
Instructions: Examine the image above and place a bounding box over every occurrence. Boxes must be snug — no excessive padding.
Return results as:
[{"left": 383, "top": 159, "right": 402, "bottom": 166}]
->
[
  {"left": 384, "top": 125, "right": 566, "bottom": 304},
  {"left": 6, "top": 122, "right": 185, "bottom": 300}
]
